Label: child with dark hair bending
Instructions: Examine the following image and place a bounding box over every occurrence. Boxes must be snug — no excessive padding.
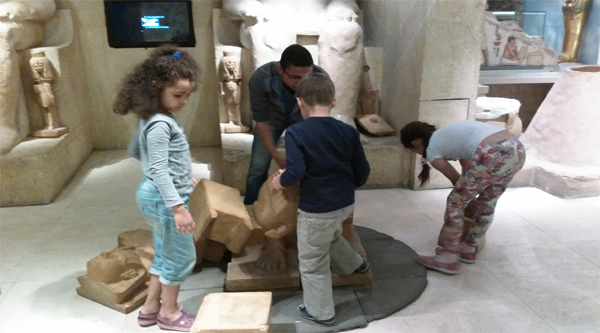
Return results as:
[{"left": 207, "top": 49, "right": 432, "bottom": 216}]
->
[
  {"left": 114, "top": 45, "right": 200, "bottom": 332},
  {"left": 400, "top": 120, "right": 526, "bottom": 274},
  {"left": 272, "top": 72, "right": 371, "bottom": 326}
]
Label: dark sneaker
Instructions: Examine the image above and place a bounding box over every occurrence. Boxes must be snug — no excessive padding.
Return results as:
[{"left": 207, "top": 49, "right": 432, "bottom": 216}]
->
[
  {"left": 415, "top": 255, "right": 460, "bottom": 275},
  {"left": 355, "top": 259, "right": 370, "bottom": 273},
  {"left": 297, "top": 304, "right": 335, "bottom": 326}
]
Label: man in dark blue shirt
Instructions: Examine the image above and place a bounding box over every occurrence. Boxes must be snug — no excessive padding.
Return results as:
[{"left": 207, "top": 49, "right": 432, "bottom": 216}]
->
[
  {"left": 243, "top": 44, "right": 326, "bottom": 205},
  {"left": 272, "top": 72, "right": 370, "bottom": 326}
]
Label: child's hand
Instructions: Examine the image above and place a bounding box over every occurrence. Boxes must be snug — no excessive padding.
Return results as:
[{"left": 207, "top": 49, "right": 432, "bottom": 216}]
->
[
  {"left": 272, "top": 172, "right": 284, "bottom": 191},
  {"left": 172, "top": 204, "right": 195, "bottom": 234}
]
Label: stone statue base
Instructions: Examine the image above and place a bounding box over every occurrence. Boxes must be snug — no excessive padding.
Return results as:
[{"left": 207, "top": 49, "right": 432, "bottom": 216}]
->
[
  {"left": 220, "top": 122, "right": 249, "bottom": 134},
  {"left": 32, "top": 126, "right": 68, "bottom": 138},
  {"left": 226, "top": 210, "right": 372, "bottom": 292}
]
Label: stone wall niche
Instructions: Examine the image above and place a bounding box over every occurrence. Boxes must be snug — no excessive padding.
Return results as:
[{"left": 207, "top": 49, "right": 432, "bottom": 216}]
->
[
  {"left": 511, "top": 65, "right": 600, "bottom": 198},
  {"left": 0, "top": 10, "right": 93, "bottom": 206}
]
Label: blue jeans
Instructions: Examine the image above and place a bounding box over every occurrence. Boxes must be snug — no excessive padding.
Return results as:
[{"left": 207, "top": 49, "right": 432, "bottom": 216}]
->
[
  {"left": 243, "top": 124, "right": 284, "bottom": 205},
  {"left": 297, "top": 205, "right": 364, "bottom": 320},
  {"left": 136, "top": 177, "right": 196, "bottom": 285}
]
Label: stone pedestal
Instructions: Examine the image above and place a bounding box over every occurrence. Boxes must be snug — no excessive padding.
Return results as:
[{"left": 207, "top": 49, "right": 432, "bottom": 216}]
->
[
  {"left": 512, "top": 65, "right": 600, "bottom": 198},
  {"left": 221, "top": 133, "right": 408, "bottom": 195}
]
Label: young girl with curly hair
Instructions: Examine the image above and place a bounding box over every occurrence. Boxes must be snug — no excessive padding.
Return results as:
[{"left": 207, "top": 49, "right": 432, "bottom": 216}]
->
[
  {"left": 400, "top": 120, "right": 526, "bottom": 274},
  {"left": 114, "top": 45, "right": 200, "bottom": 331}
]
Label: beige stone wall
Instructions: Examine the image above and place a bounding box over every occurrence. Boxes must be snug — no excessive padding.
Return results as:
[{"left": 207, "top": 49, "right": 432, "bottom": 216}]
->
[
  {"left": 360, "top": 0, "right": 485, "bottom": 189},
  {"left": 56, "top": 0, "right": 221, "bottom": 149}
]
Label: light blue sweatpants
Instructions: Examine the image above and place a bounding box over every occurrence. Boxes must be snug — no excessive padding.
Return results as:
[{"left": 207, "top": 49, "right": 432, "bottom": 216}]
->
[{"left": 136, "top": 177, "right": 196, "bottom": 285}]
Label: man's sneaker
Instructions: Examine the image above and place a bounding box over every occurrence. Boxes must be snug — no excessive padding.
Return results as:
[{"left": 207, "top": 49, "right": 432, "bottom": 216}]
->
[
  {"left": 355, "top": 259, "right": 370, "bottom": 273},
  {"left": 435, "top": 246, "right": 477, "bottom": 264},
  {"left": 415, "top": 255, "right": 460, "bottom": 275},
  {"left": 297, "top": 304, "right": 335, "bottom": 326}
]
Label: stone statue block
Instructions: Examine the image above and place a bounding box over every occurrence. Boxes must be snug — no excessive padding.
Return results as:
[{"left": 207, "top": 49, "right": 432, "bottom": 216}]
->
[
  {"left": 514, "top": 65, "right": 600, "bottom": 198},
  {"left": 191, "top": 292, "right": 272, "bottom": 333},
  {"left": 76, "top": 232, "right": 152, "bottom": 314},
  {"left": 189, "top": 179, "right": 253, "bottom": 262}
]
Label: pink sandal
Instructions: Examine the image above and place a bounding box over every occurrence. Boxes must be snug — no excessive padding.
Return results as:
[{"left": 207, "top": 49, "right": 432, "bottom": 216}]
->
[
  {"left": 415, "top": 255, "right": 460, "bottom": 275},
  {"left": 157, "top": 311, "right": 196, "bottom": 332},
  {"left": 137, "top": 302, "right": 183, "bottom": 327},
  {"left": 435, "top": 246, "right": 477, "bottom": 264}
]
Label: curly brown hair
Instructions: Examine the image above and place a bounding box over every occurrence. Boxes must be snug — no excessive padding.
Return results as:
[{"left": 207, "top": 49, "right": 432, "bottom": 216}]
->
[{"left": 113, "top": 45, "right": 201, "bottom": 119}]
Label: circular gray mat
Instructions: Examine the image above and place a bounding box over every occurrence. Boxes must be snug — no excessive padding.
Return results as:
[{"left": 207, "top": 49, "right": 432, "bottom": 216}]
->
[{"left": 190, "top": 226, "right": 427, "bottom": 333}]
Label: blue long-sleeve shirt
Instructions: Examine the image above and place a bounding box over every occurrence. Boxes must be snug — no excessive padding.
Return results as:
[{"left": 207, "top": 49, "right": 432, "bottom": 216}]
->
[
  {"left": 128, "top": 113, "right": 193, "bottom": 207},
  {"left": 279, "top": 117, "right": 370, "bottom": 213}
]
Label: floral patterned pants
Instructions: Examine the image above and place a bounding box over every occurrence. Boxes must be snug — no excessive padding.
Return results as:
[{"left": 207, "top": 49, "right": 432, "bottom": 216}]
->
[{"left": 441, "top": 137, "right": 526, "bottom": 252}]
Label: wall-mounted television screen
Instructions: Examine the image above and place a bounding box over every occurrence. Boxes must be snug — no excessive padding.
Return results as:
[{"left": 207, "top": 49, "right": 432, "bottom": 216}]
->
[{"left": 104, "top": 0, "right": 195, "bottom": 48}]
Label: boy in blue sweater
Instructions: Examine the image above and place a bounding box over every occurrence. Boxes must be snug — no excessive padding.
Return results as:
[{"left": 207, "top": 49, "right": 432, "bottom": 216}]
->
[{"left": 272, "top": 72, "right": 371, "bottom": 326}]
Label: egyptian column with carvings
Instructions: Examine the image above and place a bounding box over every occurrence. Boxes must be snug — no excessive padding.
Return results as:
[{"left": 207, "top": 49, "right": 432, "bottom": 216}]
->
[
  {"left": 29, "top": 50, "right": 67, "bottom": 137},
  {"left": 0, "top": 0, "right": 56, "bottom": 154},
  {"left": 222, "top": 0, "right": 363, "bottom": 126}
]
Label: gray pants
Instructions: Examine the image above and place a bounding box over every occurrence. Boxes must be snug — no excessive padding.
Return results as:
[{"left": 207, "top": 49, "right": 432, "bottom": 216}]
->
[{"left": 297, "top": 205, "right": 364, "bottom": 320}]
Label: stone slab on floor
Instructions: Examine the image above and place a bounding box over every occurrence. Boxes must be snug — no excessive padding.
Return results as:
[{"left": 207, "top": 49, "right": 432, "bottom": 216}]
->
[{"left": 191, "top": 291, "right": 272, "bottom": 333}]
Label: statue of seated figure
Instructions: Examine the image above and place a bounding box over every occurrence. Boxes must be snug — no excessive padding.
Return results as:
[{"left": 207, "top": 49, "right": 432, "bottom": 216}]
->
[
  {"left": 223, "top": 0, "right": 363, "bottom": 126},
  {"left": 0, "top": 0, "right": 56, "bottom": 154}
]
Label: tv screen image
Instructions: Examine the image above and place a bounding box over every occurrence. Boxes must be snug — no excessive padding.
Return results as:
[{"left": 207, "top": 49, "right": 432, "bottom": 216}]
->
[{"left": 104, "top": 0, "right": 195, "bottom": 48}]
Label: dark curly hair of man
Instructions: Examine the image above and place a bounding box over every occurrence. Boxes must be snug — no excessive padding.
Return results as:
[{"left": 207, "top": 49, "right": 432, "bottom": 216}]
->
[{"left": 113, "top": 45, "right": 201, "bottom": 119}]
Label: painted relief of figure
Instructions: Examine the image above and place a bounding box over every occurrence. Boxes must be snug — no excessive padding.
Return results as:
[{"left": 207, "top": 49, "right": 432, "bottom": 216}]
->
[{"left": 500, "top": 36, "right": 524, "bottom": 65}]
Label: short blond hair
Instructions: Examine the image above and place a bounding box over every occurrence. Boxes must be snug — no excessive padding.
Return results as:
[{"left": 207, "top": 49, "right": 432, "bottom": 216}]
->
[{"left": 296, "top": 72, "right": 335, "bottom": 107}]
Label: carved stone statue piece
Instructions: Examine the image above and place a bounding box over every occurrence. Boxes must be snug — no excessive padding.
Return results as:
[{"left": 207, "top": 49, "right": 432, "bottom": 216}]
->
[
  {"left": 219, "top": 51, "right": 249, "bottom": 133},
  {"left": 559, "top": 0, "right": 592, "bottom": 63},
  {"left": 76, "top": 229, "right": 154, "bottom": 314},
  {"left": 29, "top": 50, "right": 67, "bottom": 138},
  {"left": 223, "top": 0, "right": 364, "bottom": 126},
  {"left": 0, "top": 0, "right": 56, "bottom": 154}
]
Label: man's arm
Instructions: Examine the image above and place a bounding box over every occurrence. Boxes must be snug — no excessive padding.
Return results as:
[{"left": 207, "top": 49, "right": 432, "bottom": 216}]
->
[
  {"left": 248, "top": 65, "right": 286, "bottom": 168},
  {"left": 256, "top": 121, "right": 285, "bottom": 168}
]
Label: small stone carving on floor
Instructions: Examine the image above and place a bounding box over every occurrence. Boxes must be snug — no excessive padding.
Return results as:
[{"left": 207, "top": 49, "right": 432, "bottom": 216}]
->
[{"left": 75, "top": 229, "right": 153, "bottom": 314}]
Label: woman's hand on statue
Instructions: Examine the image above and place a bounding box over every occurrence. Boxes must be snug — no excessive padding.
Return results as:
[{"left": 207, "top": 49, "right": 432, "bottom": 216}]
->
[{"left": 172, "top": 204, "right": 195, "bottom": 235}]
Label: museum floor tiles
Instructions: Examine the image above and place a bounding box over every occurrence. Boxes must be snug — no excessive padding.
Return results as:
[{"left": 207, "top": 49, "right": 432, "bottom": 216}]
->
[{"left": 1, "top": 150, "right": 599, "bottom": 333}]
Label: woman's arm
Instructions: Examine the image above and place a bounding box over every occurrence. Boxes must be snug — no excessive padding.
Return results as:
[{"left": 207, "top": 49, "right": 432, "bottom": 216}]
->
[{"left": 431, "top": 158, "right": 461, "bottom": 185}]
